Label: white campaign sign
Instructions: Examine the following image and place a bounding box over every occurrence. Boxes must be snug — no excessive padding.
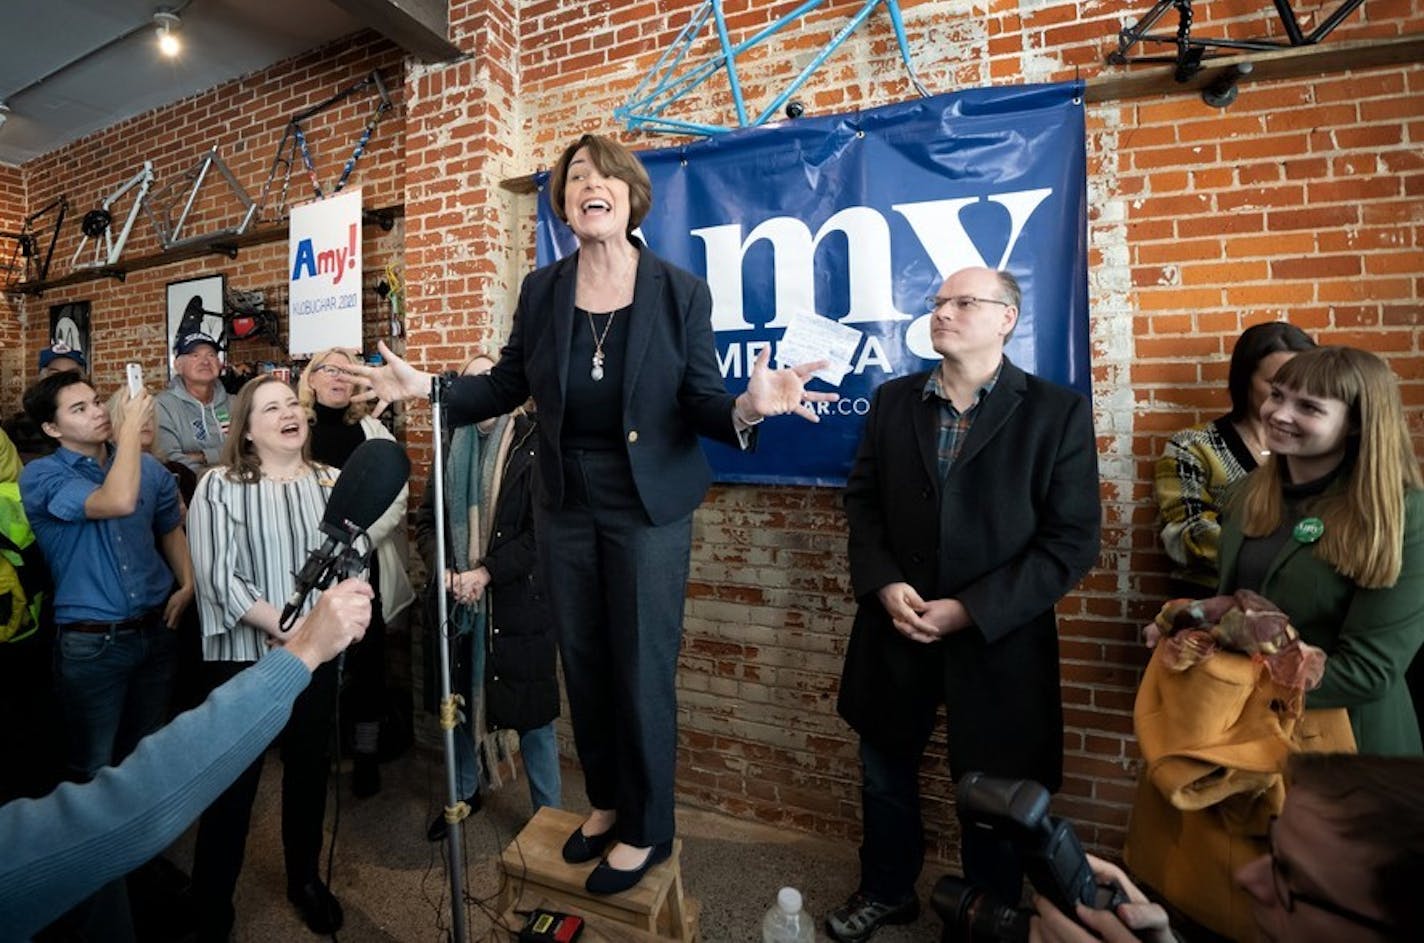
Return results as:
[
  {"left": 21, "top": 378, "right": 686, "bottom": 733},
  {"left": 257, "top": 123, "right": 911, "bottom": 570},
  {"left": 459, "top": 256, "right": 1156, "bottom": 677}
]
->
[{"left": 288, "top": 188, "right": 362, "bottom": 356}]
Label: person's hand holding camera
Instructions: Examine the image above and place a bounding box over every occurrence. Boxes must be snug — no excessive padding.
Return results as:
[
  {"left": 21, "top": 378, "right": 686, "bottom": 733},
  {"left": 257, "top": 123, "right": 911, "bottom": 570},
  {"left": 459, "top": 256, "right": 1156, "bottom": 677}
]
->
[{"left": 1029, "top": 855, "right": 1173, "bottom": 943}]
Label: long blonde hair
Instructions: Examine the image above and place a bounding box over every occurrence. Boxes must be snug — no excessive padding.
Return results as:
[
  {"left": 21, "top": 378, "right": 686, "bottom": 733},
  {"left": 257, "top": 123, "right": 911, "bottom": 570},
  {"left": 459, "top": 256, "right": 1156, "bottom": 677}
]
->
[
  {"left": 1233, "top": 346, "right": 1422, "bottom": 587},
  {"left": 104, "top": 387, "right": 162, "bottom": 460},
  {"left": 298, "top": 347, "right": 369, "bottom": 425}
]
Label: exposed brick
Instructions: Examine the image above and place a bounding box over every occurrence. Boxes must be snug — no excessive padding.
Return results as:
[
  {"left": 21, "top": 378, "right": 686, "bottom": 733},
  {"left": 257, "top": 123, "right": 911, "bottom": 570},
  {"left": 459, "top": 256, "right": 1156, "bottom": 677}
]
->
[{"left": 2, "top": 0, "right": 1420, "bottom": 872}]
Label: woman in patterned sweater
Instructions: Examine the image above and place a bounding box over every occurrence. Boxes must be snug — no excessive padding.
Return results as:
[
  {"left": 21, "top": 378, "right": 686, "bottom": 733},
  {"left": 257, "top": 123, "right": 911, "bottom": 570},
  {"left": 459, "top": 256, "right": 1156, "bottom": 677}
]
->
[
  {"left": 185, "top": 375, "right": 348, "bottom": 939},
  {"left": 1154, "top": 322, "right": 1313, "bottom": 593}
]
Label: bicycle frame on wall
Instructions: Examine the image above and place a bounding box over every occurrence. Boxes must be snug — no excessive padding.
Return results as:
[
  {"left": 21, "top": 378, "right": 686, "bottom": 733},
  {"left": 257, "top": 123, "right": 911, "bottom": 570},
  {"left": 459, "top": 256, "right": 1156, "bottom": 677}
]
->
[
  {"left": 2, "top": 196, "right": 67, "bottom": 290},
  {"left": 1109, "top": 0, "right": 1368, "bottom": 77},
  {"left": 255, "top": 69, "right": 392, "bottom": 221},
  {"left": 145, "top": 147, "right": 258, "bottom": 250},
  {"left": 615, "top": 0, "right": 929, "bottom": 136},
  {"left": 71, "top": 161, "right": 155, "bottom": 270}
]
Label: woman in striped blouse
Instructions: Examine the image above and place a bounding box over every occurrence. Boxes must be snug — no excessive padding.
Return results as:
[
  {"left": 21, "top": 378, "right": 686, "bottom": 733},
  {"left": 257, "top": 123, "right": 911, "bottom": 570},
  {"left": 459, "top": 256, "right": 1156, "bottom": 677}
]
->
[{"left": 186, "top": 375, "right": 347, "bottom": 939}]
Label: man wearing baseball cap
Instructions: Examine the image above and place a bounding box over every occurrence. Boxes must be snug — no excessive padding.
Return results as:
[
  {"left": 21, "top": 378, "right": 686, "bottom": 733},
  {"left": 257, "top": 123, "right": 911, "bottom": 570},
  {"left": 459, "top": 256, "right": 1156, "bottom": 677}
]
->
[
  {"left": 38, "top": 343, "right": 87, "bottom": 377},
  {"left": 154, "top": 326, "right": 230, "bottom": 474}
]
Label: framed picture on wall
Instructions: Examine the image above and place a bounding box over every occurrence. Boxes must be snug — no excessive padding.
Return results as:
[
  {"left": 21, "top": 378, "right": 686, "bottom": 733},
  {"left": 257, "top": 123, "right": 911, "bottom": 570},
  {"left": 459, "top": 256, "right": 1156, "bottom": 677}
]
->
[
  {"left": 166, "top": 274, "right": 225, "bottom": 377},
  {"left": 49, "top": 300, "right": 91, "bottom": 364}
]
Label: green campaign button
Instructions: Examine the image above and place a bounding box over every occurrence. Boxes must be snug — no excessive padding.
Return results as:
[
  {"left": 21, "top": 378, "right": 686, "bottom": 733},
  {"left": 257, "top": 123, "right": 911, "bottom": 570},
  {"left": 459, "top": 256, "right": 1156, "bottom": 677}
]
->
[{"left": 1293, "top": 517, "right": 1325, "bottom": 544}]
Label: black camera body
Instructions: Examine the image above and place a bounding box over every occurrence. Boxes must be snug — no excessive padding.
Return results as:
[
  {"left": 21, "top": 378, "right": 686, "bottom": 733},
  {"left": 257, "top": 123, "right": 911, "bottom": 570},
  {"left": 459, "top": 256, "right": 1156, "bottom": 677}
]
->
[{"left": 934, "top": 772, "right": 1127, "bottom": 942}]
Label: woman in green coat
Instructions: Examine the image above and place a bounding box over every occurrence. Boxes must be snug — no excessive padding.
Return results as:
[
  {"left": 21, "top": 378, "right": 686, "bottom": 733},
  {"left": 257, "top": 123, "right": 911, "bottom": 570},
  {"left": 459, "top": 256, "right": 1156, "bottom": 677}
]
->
[{"left": 1219, "top": 346, "right": 1424, "bottom": 755}]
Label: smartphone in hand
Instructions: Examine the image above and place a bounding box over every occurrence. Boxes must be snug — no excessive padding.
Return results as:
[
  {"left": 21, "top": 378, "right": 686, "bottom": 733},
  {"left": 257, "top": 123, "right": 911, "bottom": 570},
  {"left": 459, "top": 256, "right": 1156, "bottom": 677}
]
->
[{"left": 126, "top": 362, "right": 144, "bottom": 398}]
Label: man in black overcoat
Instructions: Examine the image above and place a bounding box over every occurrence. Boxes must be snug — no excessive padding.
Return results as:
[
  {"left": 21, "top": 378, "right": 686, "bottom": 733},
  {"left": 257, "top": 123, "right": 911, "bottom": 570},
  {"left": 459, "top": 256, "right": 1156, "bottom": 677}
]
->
[{"left": 827, "top": 267, "right": 1102, "bottom": 942}]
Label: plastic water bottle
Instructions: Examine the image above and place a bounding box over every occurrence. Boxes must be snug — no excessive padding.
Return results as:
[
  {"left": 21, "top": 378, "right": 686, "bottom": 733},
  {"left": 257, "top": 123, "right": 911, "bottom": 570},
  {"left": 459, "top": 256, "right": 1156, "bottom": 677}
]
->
[{"left": 762, "top": 886, "right": 815, "bottom": 942}]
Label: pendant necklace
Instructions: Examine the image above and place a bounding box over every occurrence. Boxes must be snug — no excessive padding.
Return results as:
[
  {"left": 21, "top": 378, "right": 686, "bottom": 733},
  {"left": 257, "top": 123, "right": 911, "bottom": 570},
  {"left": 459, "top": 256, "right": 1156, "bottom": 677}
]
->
[
  {"left": 580, "top": 250, "right": 637, "bottom": 382},
  {"left": 588, "top": 309, "right": 617, "bottom": 381}
]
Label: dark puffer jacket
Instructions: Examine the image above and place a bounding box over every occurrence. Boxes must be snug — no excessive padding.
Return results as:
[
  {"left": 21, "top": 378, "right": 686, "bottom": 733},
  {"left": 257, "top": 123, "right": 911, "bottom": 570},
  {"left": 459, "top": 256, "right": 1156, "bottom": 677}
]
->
[{"left": 414, "top": 412, "right": 559, "bottom": 733}]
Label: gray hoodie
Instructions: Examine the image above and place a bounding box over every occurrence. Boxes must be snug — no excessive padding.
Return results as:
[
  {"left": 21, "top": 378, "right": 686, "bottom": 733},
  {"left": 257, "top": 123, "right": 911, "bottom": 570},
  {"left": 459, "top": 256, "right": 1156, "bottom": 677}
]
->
[{"left": 154, "top": 376, "right": 231, "bottom": 473}]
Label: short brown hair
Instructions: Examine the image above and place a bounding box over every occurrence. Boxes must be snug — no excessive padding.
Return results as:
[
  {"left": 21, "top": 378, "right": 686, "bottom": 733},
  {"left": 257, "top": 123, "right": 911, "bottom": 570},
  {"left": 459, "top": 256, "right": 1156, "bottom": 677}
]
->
[
  {"left": 1287, "top": 753, "right": 1424, "bottom": 934},
  {"left": 548, "top": 133, "right": 652, "bottom": 235}
]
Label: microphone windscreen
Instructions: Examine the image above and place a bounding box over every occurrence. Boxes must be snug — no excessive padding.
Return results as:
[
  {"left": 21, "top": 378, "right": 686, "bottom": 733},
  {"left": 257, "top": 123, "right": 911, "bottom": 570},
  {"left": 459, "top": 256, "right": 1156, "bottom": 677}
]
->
[{"left": 321, "top": 438, "right": 410, "bottom": 540}]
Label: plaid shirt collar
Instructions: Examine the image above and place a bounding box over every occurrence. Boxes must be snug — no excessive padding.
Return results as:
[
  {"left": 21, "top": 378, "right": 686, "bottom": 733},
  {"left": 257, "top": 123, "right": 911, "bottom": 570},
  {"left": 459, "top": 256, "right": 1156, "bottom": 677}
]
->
[{"left": 921, "top": 360, "right": 1003, "bottom": 410}]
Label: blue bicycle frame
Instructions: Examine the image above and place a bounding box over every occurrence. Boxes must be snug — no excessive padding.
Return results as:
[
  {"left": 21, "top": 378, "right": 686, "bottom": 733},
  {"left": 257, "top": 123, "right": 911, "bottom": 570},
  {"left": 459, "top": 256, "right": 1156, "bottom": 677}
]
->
[{"left": 615, "top": 0, "right": 929, "bottom": 136}]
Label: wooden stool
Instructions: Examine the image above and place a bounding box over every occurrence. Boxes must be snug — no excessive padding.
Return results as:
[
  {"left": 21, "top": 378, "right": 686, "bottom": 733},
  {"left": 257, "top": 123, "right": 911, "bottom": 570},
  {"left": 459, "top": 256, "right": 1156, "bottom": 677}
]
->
[{"left": 497, "top": 807, "right": 699, "bottom": 941}]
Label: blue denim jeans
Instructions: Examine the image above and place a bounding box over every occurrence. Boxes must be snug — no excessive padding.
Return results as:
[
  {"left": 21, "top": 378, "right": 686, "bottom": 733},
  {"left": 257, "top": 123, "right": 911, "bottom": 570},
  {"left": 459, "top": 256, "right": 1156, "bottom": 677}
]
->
[
  {"left": 454, "top": 720, "right": 563, "bottom": 813},
  {"left": 53, "top": 615, "right": 177, "bottom": 780},
  {"left": 518, "top": 723, "right": 562, "bottom": 812}
]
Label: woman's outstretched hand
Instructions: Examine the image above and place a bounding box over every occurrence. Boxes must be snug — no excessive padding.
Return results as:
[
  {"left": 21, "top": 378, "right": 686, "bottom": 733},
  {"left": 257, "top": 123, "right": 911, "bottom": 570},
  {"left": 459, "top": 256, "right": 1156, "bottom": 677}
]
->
[
  {"left": 347, "top": 340, "right": 434, "bottom": 414},
  {"left": 738, "top": 347, "right": 840, "bottom": 424}
]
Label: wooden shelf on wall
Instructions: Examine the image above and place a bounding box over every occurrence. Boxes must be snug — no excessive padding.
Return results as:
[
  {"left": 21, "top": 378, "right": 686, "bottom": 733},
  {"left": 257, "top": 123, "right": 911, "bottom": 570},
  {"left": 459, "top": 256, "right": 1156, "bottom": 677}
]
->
[
  {"left": 8, "top": 204, "right": 404, "bottom": 298},
  {"left": 1084, "top": 33, "right": 1424, "bottom": 103}
]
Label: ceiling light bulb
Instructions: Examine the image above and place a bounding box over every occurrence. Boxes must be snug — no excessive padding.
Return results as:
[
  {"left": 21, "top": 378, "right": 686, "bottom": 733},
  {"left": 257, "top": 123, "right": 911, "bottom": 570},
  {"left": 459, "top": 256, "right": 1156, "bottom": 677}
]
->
[{"left": 154, "top": 9, "right": 181, "bottom": 57}]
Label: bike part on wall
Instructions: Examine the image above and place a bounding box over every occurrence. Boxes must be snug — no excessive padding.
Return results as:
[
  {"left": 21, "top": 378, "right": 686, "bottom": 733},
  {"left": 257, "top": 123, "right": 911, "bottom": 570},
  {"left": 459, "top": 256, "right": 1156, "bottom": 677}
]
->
[
  {"left": 255, "top": 70, "right": 393, "bottom": 221},
  {"left": 616, "top": 0, "right": 929, "bottom": 136},
  {"left": 225, "top": 286, "right": 283, "bottom": 347},
  {"left": 71, "top": 161, "right": 155, "bottom": 271},
  {"left": 1108, "top": 1, "right": 1367, "bottom": 80},
  {"left": 145, "top": 147, "right": 258, "bottom": 250},
  {"left": 2, "top": 196, "right": 67, "bottom": 290}
]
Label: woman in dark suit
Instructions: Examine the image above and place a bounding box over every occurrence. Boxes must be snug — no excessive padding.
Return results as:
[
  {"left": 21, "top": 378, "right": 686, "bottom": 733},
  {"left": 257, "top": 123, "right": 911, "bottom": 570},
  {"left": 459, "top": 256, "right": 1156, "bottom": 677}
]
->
[{"left": 355, "top": 133, "right": 833, "bottom": 893}]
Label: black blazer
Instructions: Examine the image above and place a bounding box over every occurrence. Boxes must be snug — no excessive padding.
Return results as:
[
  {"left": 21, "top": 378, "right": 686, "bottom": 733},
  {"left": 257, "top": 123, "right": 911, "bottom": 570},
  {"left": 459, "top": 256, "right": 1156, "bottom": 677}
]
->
[
  {"left": 447, "top": 241, "right": 745, "bottom": 525},
  {"left": 837, "top": 359, "right": 1101, "bottom": 791}
]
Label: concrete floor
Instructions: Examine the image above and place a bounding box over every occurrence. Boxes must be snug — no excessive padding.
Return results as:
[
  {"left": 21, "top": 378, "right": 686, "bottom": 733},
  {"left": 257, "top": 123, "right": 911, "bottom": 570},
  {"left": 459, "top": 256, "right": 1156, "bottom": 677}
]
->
[{"left": 162, "top": 748, "right": 953, "bottom": 942}]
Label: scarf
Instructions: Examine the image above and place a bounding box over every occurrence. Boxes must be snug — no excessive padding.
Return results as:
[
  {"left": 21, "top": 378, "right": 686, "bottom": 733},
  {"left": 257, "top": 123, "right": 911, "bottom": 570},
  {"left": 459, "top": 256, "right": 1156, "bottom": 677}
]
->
[{"left": 444, "top": 414, "right": 522, "bottom": 792}]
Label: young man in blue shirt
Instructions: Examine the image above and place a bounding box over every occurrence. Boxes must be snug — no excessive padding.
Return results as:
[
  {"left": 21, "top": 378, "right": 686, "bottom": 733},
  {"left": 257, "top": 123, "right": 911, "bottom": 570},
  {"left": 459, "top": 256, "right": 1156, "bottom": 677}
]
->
[{"left": 20, "top": 371, "right": 194, "bottom": 781}]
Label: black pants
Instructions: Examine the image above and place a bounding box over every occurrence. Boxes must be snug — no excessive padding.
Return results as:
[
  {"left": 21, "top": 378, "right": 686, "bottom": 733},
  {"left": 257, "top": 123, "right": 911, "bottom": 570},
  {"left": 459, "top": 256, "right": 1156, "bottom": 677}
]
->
[
  {"left": 859, "top": 736, "right": 1026, "bottom": 906},
  {"left": 189, "top": 658, "right": 338, "bottom": 939},
  {"left": 537, "top": 448, "right": 691, "bottom": 847}
]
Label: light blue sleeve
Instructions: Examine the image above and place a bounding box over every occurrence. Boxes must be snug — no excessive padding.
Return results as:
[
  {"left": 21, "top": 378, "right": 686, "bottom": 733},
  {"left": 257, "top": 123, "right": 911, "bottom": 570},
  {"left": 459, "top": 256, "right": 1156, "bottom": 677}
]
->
[{"left": 0, "top": 650, "right": 310, "bottom": 940}]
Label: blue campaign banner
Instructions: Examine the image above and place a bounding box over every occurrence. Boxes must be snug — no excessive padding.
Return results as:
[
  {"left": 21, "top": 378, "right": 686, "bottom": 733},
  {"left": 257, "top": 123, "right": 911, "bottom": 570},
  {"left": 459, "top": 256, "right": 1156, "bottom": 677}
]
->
[{"left": 535, "top": 81, "right": 1088, "bottom": 485}]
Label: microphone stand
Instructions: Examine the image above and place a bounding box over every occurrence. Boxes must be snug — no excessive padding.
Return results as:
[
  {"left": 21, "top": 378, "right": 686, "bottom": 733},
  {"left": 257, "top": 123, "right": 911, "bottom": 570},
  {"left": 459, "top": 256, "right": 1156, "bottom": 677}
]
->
[{"left": 430, "top": 373, "right": 470, "bottom": 943}]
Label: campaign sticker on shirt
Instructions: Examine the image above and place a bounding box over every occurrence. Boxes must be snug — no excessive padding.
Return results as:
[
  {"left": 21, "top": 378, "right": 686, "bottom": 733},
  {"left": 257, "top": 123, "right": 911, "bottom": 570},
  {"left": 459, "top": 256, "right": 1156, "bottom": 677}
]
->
[
  {"left": 215, "top": 404, "right": 231, "bottom": 437},
  {"left": 1293, "top": 517, "right": 1325, "bottom": 544}
]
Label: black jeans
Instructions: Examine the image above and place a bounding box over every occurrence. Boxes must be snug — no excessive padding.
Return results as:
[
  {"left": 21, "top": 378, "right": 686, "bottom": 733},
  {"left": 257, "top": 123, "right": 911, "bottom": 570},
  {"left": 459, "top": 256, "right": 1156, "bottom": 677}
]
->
[
  {"left": 858, "top": 737, "right": 1025, "bottom": 905},
  {"left": 189, "top": 658, "right": 338, "bottom": 939}
]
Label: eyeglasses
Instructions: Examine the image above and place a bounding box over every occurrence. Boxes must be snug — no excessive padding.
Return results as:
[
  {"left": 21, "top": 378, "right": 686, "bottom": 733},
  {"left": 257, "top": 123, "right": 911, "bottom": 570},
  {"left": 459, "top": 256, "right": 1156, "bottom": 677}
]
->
[
  {"left": 1267, "top": 817, "right": 1399, "bottom": 935},
  {"left": 925, "top": 295, "right": 1013, "bottom": 314},
  {"left": 312, "top": 364, "right": 349, "bottom": 377}
]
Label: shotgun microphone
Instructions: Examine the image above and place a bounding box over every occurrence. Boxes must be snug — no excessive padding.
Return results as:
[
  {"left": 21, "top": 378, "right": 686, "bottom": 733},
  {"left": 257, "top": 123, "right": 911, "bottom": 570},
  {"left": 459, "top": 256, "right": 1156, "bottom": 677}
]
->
[{"left": 279, "top": 438, "right": 410, "bottom": 630}]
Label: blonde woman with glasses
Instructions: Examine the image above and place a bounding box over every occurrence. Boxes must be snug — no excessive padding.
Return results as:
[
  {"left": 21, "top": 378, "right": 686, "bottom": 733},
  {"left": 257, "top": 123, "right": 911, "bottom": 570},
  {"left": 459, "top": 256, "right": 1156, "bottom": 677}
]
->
[{"left": 297, "top": 349, "right": 414, "bottom": 797}]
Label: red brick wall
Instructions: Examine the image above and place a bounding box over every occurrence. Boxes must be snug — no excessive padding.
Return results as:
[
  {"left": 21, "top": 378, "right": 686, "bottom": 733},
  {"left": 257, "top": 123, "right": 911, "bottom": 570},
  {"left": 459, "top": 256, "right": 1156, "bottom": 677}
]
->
[
  {"left": 6, "top": 32, "right": 406, "bottom": 405},
  {"left": 508, "top": 0, "right": 1424, "bottom": 862},
  {"left": 1, "top": 164, "right": 25, "bottom": 409},
  {"left": 4, "top": 0, "right": 1422, "bottom": 869}
]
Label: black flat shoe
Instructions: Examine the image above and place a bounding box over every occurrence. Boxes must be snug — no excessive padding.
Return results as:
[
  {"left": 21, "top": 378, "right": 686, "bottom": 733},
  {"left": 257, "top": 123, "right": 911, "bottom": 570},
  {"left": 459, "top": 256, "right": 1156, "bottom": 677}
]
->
[
  {"left": 286, "top": 878, "right": 344, "bottom": 934},
  {"left": 584, "top": 839, "right": 673, "bottom": 895},
  {"left": 427, "top": 791, "right": 482, "bottom": 842},
  {"left": 561, "top": 823, "right": 616, "bottom": 864}
]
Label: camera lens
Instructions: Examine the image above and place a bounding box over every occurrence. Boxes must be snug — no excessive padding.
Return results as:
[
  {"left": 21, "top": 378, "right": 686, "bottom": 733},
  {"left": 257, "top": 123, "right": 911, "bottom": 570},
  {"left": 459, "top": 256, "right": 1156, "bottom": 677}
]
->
[{"left": 932, "top": 876, "right": 1032, "bottom": 943}]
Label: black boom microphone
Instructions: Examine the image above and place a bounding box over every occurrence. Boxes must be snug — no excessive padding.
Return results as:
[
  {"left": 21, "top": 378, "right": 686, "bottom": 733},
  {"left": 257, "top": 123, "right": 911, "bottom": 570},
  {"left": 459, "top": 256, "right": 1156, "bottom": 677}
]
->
[{"left": 279, "top": 438, "right": 410, "bottom": 630}]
